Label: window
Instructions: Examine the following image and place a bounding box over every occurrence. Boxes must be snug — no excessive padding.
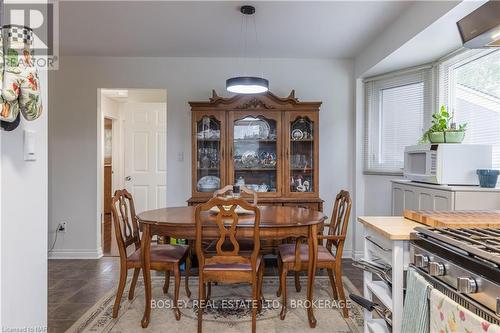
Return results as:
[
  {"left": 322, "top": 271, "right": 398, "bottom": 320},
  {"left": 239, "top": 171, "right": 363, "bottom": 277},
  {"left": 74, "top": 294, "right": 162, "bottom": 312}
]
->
[
  {"left": 438, "top": 49, "right": 500, "bottom": 170},
  {"left": 364, "top": 69, "right": 433, "bottom": 173}
]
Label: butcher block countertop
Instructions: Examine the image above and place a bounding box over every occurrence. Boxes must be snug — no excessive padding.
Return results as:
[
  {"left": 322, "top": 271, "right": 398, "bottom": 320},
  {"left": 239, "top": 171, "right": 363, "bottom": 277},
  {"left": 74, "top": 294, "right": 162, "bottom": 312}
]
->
[{"left": 357, "top": 216, "right": 424, "bottom": 240}]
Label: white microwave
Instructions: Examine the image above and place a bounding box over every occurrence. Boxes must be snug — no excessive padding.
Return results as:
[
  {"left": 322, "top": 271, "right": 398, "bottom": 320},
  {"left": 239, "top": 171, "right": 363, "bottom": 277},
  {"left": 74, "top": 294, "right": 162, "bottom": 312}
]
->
[{"left": 403, "top": 144, "right": 492, "bottom": 185}]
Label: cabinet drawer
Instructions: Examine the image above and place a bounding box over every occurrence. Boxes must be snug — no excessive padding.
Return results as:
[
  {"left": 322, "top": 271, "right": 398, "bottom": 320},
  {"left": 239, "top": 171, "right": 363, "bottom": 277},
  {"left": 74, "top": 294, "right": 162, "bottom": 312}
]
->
[{"left": 283, "top": 202, "right": 320, "bottom": 211}]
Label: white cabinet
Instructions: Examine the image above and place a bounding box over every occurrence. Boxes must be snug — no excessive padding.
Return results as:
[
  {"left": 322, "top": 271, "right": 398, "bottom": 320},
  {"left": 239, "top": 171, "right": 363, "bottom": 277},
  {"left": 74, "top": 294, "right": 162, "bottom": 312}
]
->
[{"left": 392, "top": 180, "right": 500, "bottom": 215}]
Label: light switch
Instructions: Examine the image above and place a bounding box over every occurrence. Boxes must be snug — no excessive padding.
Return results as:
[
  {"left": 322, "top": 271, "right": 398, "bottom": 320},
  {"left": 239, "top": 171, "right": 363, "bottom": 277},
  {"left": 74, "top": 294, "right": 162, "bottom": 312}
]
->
[
  {"left": 177, "top": 152, "right": 184, "bottom": 162},
  {"left": 24, "top": 130, "right": 36, "bottom": 161}
]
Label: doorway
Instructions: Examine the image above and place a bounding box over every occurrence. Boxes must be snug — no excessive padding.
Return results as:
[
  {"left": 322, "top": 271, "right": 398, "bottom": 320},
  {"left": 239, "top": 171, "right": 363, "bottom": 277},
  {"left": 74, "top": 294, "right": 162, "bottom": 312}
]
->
[{"left": 98, "top": 88, "right": 167, "bottom": 256}]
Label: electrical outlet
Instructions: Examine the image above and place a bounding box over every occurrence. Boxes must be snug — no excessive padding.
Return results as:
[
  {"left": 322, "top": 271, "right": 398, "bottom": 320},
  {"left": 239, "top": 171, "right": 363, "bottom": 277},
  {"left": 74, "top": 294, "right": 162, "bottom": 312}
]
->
[{"left": 58, "top": 222, "right": 67, "bottom": 233}]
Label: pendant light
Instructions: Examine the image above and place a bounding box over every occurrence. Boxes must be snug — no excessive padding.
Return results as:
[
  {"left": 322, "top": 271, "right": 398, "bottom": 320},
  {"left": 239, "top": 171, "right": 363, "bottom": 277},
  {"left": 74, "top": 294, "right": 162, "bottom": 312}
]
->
[{"left": 226, "top": 5, "right": 269, "bottom": 94}]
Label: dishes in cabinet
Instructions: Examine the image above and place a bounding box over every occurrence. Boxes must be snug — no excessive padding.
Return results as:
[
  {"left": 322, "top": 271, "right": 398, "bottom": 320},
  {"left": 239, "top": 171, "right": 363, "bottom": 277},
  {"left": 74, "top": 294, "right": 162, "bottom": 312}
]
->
[
  {"left": 241, "top": 151, "right": 260, "bottom": 168},
  {"left": 197, "top": 176, "right": 220, "bottom": 192},
  {"left": 197, "top": 128, "right": 220, "bottom": 140},
  {"left": 259, "top": 151, "right": 277, "bottom": 168},
  {"left": 234, "top": 117, "right": 271, "bottom": 140}
]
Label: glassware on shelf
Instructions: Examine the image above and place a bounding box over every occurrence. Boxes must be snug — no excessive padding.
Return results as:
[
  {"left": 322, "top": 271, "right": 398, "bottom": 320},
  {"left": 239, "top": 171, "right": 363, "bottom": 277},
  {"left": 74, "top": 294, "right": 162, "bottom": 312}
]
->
[
  {"left": 233, "top": 115, "right": 278, "bottom": 194},
  {"left": 290, "top": 117, "right": 314, "bottom": 193},
  {"left": 196, "top": 116, "right": 222, "bottom": 192}
]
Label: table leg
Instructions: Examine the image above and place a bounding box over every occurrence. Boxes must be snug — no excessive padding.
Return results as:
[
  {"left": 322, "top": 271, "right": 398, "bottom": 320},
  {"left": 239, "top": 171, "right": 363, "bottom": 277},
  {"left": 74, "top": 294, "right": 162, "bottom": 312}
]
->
[
  {"left": 141, "top": 224, "right": 152, "bottom": 328},
  {"left": 307, "top": 223, "right": 318, "bottom": 328}
]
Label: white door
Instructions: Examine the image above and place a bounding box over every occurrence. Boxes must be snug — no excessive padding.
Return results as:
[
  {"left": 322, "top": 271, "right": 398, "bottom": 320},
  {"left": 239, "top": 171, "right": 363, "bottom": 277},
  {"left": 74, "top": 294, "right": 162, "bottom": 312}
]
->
[{"left": 123, "top": 102, "right": 167, "bottom": 214}]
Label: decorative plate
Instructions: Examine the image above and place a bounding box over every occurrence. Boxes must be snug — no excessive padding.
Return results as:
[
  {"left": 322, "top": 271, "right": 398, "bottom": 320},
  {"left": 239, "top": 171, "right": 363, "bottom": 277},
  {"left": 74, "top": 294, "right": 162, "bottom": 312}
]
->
[{"left": 291, "top": 129, "right": 304, "bottom": 140}]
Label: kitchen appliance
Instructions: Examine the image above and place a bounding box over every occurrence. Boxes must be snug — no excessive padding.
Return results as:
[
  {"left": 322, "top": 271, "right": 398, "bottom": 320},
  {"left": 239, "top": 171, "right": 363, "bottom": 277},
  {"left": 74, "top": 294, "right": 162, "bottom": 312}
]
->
[
  {"left": 411, "top": 227, "right": 500, "bottom": 325},
  {"left": 404, "top": 144, "right": 492, "bottom": 185},
  {"left": 457, "top": 1, "right": 500, "bottom": 48}
]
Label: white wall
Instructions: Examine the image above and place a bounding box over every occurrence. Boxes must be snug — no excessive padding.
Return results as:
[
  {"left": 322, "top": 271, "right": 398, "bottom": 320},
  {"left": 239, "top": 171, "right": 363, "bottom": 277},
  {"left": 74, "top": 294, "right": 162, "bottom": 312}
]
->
[
  {"left": 48, "top": 56, "right": 356, "bottom": 258},
  {"left": 0, "top": 71, "right": 48, "bottom": 329}
]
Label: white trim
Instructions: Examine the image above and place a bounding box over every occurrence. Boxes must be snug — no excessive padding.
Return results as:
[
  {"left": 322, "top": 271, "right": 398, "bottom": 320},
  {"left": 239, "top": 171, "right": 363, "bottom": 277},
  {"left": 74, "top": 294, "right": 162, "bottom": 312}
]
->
[
  {"left": 363, "top": 63, "right": 433, "bottom": 83},
  {"left": 49, "top": 248, "right": 103, "bottom": 260}
]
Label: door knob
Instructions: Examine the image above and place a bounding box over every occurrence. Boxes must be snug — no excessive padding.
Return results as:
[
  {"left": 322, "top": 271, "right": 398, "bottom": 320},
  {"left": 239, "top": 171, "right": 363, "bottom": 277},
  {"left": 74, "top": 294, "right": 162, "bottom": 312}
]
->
[{"left": 125, "top": 176, "right": 132, "bottom": 181}]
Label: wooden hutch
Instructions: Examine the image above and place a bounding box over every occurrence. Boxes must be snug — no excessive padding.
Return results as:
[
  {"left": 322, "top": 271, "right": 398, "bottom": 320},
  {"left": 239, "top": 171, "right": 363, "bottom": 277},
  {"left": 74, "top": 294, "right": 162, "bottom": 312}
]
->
[{"left": 187, "top": 90, "right": 323, "bottom": 211}]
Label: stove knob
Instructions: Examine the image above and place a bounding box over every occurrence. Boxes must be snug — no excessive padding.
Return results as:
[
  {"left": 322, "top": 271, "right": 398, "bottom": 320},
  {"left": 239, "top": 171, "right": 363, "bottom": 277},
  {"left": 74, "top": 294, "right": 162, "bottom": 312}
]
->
[
  {"left": 429, "top": 262, "right": 445, "bottom": 276},
  {"left": 414, "top": 254, "right": 429, "bottom": 268},
  {"left": 457, "top": 277, "right": 478, "bottom": 294}
]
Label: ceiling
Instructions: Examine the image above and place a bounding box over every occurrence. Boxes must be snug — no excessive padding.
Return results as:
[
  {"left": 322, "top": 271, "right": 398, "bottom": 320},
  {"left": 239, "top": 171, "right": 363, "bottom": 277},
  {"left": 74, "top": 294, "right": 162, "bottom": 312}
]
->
[{"left": 60, "top": 1, "right": 413, "bottom": 58}]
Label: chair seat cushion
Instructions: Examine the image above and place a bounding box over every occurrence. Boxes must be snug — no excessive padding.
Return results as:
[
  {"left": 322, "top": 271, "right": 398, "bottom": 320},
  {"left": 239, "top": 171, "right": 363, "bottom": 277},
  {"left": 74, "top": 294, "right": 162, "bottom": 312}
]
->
[
  {"left": 203, "top": 255, "right": 262, "bottom": 272},
  {"left": 278, "top": 244, "right": 336, "bottom": 263},
  {"left": 128, "top": 244, "right": 189, "bottom": 263}
]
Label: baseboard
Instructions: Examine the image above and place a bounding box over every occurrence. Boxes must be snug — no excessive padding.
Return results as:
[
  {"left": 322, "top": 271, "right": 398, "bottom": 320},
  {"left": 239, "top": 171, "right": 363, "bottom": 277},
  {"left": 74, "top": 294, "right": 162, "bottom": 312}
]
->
[{"left": 48, "top": 248, "right": 104, "bottom": 259}]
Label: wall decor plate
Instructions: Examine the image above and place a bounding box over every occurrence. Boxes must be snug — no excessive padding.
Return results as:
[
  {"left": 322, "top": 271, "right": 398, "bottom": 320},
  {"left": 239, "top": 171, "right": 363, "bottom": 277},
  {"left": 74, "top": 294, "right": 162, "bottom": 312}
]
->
[{"left": 291, "top": 129, "right": 303, "bottom": 140}]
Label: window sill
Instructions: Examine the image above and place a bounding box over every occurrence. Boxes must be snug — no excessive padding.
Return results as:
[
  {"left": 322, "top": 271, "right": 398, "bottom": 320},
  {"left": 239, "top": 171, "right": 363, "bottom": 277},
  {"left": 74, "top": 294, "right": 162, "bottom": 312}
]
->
[{"left": 363, "top": 170, "right": 404, "bottom": 176}]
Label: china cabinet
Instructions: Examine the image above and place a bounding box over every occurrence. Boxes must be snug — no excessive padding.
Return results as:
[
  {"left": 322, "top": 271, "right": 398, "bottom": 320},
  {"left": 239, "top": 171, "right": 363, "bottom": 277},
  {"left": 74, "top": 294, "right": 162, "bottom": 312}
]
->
[{"left": 188, "top": 90, "right": 323, "bottom": 211}]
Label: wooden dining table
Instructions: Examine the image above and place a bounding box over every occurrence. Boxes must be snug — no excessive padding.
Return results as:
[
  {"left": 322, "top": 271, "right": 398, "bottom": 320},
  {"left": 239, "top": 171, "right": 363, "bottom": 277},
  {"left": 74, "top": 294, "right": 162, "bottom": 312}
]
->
[{"left": 137, "top": 205, "right": 327, "bottom": 329}]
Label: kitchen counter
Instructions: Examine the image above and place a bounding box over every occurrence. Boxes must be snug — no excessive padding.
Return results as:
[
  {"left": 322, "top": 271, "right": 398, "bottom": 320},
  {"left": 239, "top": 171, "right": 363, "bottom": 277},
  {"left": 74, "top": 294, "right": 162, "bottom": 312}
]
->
[
  {"left": 359, "top": 215, "right": 425, "bottom": 333},
  {"left": 357, "top": 216, "right": 424, "bottom": 240},
  {"left": 392, "top": 179, "right": 500, "bottom": 192}
]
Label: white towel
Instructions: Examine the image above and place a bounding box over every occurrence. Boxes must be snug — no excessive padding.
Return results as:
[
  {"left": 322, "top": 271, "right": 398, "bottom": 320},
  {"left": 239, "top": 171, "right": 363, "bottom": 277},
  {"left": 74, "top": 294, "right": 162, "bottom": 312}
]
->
[
  {"left": 402, "top": 267, "right": 431, "bottom": 333},
  {"left": 430, "top": 288, "right": 500, "bottom": 333}
]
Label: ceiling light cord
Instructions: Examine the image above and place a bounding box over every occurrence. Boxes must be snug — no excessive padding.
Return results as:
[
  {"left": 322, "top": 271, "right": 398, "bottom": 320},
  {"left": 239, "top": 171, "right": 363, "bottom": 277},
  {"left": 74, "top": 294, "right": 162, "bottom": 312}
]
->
[{"left": 252, "top": 14, "right": 264, "bottom": 79}]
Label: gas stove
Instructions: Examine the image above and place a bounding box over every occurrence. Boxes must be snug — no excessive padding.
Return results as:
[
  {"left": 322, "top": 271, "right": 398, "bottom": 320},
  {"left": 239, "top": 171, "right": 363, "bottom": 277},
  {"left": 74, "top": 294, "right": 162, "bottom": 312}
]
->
[{"left": 411, "top": 227, "right": 500, "bottom": 324}]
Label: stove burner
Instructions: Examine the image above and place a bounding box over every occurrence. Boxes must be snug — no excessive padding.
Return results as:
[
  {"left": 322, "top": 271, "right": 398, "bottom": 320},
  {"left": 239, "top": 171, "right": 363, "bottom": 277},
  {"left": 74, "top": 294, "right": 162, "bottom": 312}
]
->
[{"left": 415, "top": 227, "right": 500, "bottom": 266}]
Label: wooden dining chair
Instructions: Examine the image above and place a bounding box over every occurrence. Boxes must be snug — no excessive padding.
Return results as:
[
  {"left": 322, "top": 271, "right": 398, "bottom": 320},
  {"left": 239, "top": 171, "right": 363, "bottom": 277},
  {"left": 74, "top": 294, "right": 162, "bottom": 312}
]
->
[
  {"left": 276, "top": 190, "right": 352, "bottom": 319},
  {"left": 195, "top": 196, "right": 264, "bottom": 333},
  {"left": 110, "top": 189, "right": 191, "bottom": 320}
]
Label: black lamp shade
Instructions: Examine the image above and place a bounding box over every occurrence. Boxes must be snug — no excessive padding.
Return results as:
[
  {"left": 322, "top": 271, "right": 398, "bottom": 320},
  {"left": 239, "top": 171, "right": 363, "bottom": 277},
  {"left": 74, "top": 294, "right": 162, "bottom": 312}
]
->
[{"left": 226, "top": 76, "right": 269, "bottom": 94}]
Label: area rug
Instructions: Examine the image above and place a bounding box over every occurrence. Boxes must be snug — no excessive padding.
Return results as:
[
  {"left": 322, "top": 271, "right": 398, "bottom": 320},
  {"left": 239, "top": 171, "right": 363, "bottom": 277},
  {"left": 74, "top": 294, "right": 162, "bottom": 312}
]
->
[{"left": 67, "top": 276, "right": 364, "bottom": 333}]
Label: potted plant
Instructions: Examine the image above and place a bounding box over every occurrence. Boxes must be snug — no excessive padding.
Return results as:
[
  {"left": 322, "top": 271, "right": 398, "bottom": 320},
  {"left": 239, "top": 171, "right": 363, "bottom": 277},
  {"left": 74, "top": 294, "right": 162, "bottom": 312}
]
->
[{"left": 420, "top": 106, "right": 467, "bottom": 143}]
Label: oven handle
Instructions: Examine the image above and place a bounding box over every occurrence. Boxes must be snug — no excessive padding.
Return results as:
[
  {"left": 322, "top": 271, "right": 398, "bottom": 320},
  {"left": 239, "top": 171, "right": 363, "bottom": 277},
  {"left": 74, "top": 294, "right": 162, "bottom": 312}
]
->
[{"left": 365, "top": 236, "right": 391, "bottom": 252}]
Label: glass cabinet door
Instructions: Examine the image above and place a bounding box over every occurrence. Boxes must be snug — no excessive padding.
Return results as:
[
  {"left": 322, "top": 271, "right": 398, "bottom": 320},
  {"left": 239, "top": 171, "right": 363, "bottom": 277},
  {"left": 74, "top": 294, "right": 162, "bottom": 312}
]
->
[
  {"left": 288, "top": 115, "right": 317, "bottom": 195},
  {"left": 230, "top": 112, "right": 281, "bottom": 196},
  {"left": 194, "top": 113, "right": 224, "bottom": 194}
]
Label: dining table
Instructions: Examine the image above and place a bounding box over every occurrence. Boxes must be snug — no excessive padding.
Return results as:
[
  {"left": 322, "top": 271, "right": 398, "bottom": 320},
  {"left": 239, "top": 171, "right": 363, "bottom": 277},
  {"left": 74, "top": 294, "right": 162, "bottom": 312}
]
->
[{"left": 137, "top": 205, "right": 327, "bottom": 329}]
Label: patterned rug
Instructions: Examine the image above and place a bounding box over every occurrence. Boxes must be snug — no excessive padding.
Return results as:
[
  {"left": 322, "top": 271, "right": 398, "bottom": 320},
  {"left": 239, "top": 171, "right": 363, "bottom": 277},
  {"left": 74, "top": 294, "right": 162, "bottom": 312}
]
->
[{"left": 67, "top": 276, "right": 364, "bottom": 333}]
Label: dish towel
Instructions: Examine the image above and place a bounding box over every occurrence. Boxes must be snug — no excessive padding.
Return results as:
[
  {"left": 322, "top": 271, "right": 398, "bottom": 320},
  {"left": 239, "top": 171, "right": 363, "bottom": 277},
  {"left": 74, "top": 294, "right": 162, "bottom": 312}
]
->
[
  {"left": 430, "top": 288, "right": 500, "bottom": 333},
  {"left": 402, "top": 267, "right": 431, "bottom": 333}
]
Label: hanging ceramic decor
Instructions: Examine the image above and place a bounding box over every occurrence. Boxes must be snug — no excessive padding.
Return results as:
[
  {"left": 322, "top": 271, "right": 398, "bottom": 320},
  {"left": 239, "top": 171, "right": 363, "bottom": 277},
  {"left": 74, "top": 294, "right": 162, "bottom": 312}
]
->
[
  {"left": 0, "top": 25, "right": 43, "bottom": 131},
  {"left": 3, "top": 25, "right": 43, "bottom": 119}
]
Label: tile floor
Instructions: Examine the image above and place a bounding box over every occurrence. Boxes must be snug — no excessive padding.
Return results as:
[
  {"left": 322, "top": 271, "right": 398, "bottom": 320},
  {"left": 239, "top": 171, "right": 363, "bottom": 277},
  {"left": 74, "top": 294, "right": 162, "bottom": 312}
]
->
[{"left": 48, "top": 257, "right": 364, "bottom": 332}]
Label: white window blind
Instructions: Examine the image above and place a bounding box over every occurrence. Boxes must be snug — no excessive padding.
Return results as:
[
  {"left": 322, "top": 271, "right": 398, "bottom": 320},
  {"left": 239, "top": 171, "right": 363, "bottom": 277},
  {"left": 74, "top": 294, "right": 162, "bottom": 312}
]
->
[
  {"left": 364, "top": 69, "right": 433, "bottom": 173},
  {"left": 438, "top": 49, "right": 500, "bottom": 171}
]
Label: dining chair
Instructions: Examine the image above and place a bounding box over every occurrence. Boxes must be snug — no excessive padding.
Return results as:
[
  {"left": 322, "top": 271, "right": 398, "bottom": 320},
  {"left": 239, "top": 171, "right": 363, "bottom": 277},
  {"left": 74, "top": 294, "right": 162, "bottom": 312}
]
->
[
  {"left": 203, "top": 185, "right": 260, "bottom": 299},
  {"left": 110, "top": 189, "right": 191, "bottom": 320},
  {"left": 195, "top": 196, "right": 264, "bottom": 333},
  {"left": 276, "top": 190, "right": 352, "bottom": 319}
]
